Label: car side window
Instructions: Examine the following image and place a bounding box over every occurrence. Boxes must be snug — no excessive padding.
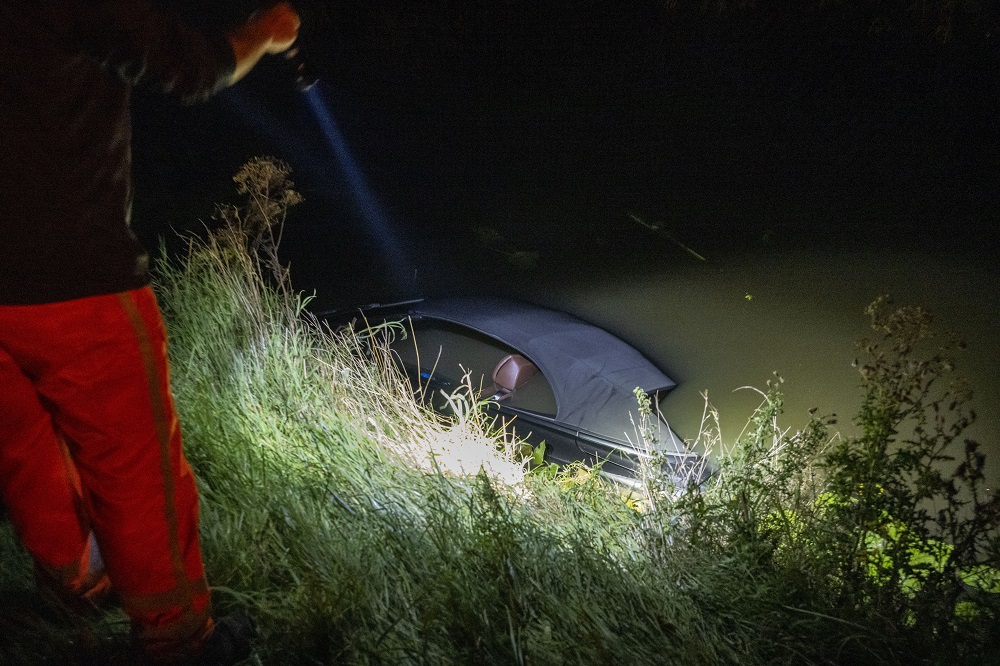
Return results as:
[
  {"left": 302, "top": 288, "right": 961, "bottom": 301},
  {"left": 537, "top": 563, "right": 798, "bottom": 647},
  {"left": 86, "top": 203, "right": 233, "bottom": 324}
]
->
[
  {"left": 393, "top": 321, "right": 557, "bottom": 417},
  {"left": 502, "top": 362, "right": 557, "bottom": 417}
]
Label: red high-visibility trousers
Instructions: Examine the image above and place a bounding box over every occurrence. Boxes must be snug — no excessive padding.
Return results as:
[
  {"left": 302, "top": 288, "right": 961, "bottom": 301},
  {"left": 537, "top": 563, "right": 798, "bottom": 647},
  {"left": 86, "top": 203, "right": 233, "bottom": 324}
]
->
[{"left": 0, "top": 286, "right": 213, "bottom": 660}]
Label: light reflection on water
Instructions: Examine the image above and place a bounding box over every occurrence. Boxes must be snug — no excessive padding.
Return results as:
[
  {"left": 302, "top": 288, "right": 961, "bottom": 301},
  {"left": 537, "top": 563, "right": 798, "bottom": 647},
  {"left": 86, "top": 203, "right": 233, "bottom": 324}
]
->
[{"left": 496, "top": 246, "right": 999, "bottom": 489}]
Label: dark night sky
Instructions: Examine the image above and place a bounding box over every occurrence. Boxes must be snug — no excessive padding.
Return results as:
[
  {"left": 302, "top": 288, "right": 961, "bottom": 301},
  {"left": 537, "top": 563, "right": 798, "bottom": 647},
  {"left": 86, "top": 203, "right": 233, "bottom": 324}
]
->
[{"left": 132, "top": 1, "right": 1000, "bottom": 307}]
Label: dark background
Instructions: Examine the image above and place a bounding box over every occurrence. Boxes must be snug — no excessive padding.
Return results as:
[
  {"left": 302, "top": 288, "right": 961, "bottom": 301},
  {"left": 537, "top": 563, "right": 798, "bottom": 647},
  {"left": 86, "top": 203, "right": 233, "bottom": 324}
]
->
[{"left": 132, "top": 1, "right": 1000, "bottom": 310}]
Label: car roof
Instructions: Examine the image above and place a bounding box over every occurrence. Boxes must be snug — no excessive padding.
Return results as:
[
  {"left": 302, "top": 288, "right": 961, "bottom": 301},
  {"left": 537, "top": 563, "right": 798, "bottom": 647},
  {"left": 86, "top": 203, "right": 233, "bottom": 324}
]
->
[{"left": 401, "top": 297, "right": 679, "bottom": 445}]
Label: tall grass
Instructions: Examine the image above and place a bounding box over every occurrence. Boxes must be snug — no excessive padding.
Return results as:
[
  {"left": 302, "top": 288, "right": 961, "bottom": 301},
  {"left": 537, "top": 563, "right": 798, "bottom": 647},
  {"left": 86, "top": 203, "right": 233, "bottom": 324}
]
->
[
  {"left": 152, "top": 162, "right": 747, "bottom": 664},
  {"left": 1, "top": 159, "right": 996, "bottom": 664}
]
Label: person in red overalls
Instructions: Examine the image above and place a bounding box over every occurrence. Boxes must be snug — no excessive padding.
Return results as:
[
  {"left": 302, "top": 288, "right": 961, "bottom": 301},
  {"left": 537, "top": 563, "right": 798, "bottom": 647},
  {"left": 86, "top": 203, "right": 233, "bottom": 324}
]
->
[{"left": 0, "top": 2, "right": 299, "bottom": 663}]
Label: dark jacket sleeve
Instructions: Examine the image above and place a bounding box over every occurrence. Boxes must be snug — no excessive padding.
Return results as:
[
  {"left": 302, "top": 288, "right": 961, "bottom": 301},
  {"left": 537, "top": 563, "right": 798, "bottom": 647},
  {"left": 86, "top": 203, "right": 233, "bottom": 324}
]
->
[{"left": 40, "top": 0, "right": 236, "bottom": 103}]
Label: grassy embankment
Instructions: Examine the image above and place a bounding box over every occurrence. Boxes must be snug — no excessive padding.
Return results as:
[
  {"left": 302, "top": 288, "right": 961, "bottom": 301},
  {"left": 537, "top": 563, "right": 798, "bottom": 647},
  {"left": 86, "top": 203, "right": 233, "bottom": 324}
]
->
[{"left": 1, "top": 159, "right": 997, "bottom": 665}]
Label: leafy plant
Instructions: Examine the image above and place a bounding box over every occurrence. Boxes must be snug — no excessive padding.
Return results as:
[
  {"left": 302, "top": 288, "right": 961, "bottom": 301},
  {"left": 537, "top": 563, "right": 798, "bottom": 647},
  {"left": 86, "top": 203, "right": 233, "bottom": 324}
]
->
[
  {"left": 814, "top": 296, "right": 1000, "bottom": 661},
  {"left": 652, "top": 295, "right": 1000, "bottom": 664}
]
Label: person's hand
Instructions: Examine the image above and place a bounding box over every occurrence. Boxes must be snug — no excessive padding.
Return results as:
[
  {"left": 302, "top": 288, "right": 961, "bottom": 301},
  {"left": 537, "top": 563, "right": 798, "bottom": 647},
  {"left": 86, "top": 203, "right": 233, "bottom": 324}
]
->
[
  {"left": 250, "top": 2, "right": 301, "bottom": 55},
  {"left": 227, "top": 2, "right": 301, "bottom": 84}
]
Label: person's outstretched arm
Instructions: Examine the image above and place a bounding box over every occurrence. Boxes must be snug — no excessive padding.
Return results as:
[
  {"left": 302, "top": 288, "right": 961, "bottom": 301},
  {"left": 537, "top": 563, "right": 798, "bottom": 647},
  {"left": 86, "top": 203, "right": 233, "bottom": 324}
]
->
[{"left": 20, "top": 0, "right": 299, "bottom": 101}]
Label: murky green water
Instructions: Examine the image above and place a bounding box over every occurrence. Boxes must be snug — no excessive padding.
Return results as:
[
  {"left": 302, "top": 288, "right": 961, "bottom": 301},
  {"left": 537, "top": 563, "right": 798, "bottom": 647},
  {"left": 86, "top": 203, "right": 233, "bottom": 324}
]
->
[{"left": 490, "top": 243, "right": 999, "bottom": 490}]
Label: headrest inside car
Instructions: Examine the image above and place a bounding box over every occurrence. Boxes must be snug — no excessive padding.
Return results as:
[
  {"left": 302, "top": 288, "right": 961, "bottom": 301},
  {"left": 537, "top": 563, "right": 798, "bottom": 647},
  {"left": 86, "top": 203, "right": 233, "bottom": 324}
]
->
[{"left": 492, "top": 354, "right": 539, "bottom": 392}]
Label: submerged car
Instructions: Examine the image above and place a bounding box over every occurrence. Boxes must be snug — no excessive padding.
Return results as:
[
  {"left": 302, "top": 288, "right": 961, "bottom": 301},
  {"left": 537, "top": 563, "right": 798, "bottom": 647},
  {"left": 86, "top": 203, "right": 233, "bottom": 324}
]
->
[{"left": 323, "top": 296, "right": 705, "bottom": 487}]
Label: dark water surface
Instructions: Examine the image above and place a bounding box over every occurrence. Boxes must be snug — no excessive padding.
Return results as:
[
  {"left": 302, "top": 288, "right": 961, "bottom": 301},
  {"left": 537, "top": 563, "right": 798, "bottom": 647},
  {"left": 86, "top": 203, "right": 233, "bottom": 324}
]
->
[{"left": 506, "top": 242, "right": 999, "bottom": 492}]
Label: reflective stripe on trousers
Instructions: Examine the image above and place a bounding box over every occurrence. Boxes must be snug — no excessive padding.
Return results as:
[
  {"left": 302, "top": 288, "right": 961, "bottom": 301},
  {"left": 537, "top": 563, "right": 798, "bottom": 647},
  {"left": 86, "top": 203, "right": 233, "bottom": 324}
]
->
[{"left": 0, "top": 286, "right": 212, "bottom": 659}]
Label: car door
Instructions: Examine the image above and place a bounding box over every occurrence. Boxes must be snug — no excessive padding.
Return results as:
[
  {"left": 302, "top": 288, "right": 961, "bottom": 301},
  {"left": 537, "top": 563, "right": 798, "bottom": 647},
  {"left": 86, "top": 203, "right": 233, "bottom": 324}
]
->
[
  {"left": 575, "top": 429, "right": 646, "bottom": 479},
  {"left": 391, "top": 318, "right": 586, "bottom": 466},
  {"left": 489, "top": 403, "right": 579, "bottom": 467}
]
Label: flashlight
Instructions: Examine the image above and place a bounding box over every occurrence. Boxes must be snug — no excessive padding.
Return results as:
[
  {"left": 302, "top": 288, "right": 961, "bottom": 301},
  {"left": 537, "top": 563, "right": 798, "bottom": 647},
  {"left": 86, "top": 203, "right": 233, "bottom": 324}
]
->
[{"left": 288, "top": 43, "right": 319, "bottom": 91}]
